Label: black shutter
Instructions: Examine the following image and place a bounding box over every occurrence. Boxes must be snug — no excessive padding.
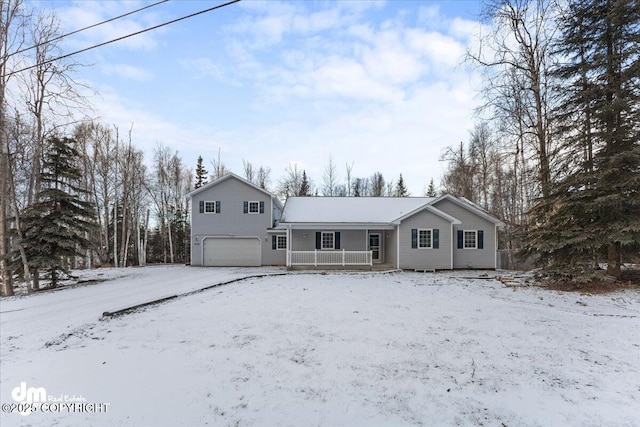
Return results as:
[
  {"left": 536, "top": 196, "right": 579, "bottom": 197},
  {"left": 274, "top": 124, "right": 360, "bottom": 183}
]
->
[
  {"left": 272, "top": 235, "right": 277, "bottom": 250},
  {"left": 243, "top": 201, "right": 248, "bottom": 214},
  {"left": 433, "top": 229, "right": 439, "bottom": 249},
  {"left": 315, "top": 232, "right": 321, "bottom": 249},
  {"left": 411, "top": 229, "right": 417, "bottom": 248},
  {"left": 199, "top": 201, "right": 204, "bottom": 213},
  {"left": 457, "top": 230, "right": 463, "bottom": 249},
  {"left": 335, "top": 232, "right": 341, "bottom": 249},
  {"left": 478, "top": 230, "right": 484, "bottom": 249},
  {"left": 259, "top": 201, "right": 265, "bottom": 214},
  {"left": 215, "top": 201, "right": 221, "bottom": 214}
]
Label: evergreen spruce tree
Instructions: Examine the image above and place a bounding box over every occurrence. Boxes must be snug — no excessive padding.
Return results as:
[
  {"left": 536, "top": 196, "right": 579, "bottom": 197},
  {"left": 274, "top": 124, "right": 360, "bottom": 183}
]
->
[
  {"left": 22, "top": 137, "right": 96, "bottom": 287},
  {"left": 394, "top": 174, "right": 409, "bottom": 197},
  {"left": 298, "top": 170, "right": 310, "bottom": 196},
  {"left": 194, "top": 155, "right": 208, "bottom": 189},
  {"left": 525, "top": 0, "right": 640, "bottom": 278},
  {"left": 426, "top": 178, "right": 437, "bottom": 197}
]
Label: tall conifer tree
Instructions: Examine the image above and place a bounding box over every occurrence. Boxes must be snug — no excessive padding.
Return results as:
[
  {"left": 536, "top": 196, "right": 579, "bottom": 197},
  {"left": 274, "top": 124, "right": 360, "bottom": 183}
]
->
[
  {"left": 22, "top": 137, "right": 96, "bottom": 287},
  {"left": 194, "top": 155, "right": 208, "bottom": 189},
  {"left": 525, "top": 0, "right": 640, "bottom": 277}
]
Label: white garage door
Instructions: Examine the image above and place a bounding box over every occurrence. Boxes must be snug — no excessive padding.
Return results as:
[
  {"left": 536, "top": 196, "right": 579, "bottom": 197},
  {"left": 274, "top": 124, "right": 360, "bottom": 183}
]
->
[{"left": 203, "top": 237, "right": 261, "bottom": 267}]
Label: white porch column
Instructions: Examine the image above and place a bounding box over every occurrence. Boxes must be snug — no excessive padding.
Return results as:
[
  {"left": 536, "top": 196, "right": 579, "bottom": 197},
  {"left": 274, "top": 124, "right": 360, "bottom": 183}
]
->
[
  {"left": 286, "top": 226, "right": 291, "bottom": 267},
  {"left": 396, "top": 225, "right": 400, "bottom": 269}
]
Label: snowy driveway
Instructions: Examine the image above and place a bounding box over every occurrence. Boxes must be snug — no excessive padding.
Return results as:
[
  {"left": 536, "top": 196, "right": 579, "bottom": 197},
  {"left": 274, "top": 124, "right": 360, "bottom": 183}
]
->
[
  {"left": 1, "top": 268, "right": 639, "bottom": 426},
  {"left": 0, "top": 266, "right": 284, "bottom": 359}
]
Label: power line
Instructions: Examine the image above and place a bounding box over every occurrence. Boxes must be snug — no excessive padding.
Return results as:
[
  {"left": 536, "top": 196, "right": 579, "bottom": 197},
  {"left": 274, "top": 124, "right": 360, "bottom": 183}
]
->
[
  {"left": 2, "top": 0, "right": 241, "bottom": 78},
  {"left": 9, "top": 0, "right": 170, "bottom": 58}
]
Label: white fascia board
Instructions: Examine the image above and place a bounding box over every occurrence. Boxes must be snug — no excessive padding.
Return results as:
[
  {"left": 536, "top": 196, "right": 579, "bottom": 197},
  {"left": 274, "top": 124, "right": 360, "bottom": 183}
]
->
[
  {"left": 431, "top": 195, "right": 505, "bottom": 226},
  {"left": 279, "top": 222, "right": 395, "bottom": 230},
  {"left": 393, "top": 205, "right": 461, "bottom": 225},
  {"left": 186, "top": 172, "right": 277, "bottom": 199}
]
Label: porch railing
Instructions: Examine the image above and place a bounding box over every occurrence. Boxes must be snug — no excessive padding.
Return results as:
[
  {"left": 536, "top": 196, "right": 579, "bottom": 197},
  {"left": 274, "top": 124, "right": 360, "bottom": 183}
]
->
[{"left": 289, "top": 250, "right": 373, "bottom": 266}]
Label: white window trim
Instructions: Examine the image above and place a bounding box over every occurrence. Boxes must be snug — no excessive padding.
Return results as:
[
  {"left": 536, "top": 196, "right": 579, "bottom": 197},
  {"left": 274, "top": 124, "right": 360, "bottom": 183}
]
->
[
  {"left": 248, "top": 201, "right": 260, "bottom": 214},
  {"left": 321, "top": 231, "right": 335, "bottom": 250},
  {"left": 417, "top": 228, "right": 433, "bottom": 249},
  {"left": 276, "top": 235, "right": 287, "bottom": 250},
  {"left": 204, "top": 201, "right": 217, "bottom": 214},
  {"left": 463, "top": 230, "right": 477, "bottom": 249}
]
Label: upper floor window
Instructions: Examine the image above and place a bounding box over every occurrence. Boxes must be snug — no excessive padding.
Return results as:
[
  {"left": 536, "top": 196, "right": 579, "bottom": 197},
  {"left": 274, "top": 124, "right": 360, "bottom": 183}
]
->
[
  {"left": 248, "top": 201, "right": 259, "bottom": 214},
  {"left": 200, "top": 200, "right": 219, "bottom": 214},
  {"left": 204, "top": 201, "right": 217, "bottom": 214},
  {"left": 244, "top": 200, "right": 265, "bottom": 214}
]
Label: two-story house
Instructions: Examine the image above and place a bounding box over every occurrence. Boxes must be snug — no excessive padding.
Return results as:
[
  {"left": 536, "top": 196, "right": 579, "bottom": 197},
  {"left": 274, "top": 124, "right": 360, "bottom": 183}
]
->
[
  {"left": 188, "top": 173, "right": 286, "bottom": 266},
  {"left": 188, "top": 173, "right": 504, "bottom": 269}
]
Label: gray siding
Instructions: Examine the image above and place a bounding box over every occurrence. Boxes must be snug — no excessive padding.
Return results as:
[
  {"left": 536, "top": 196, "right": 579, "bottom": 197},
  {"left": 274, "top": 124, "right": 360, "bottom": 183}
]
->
[
  {"left": 190, "top": 176, "right": 282, "bottom": 266},
  {"left": 385, "top": 229, "right": 397, "bottom": 267},
  {"left": 433, "top": 199, "right": 497, "bottom": 269},
  {"left": 264, "top": 233, "right": 287, "bottom": 266},
  {"left": 398, "top": 209, "right": 452, "bottom": 270},
  {"left": 289, "top": 229, "right": 367, "bottom": 251}
]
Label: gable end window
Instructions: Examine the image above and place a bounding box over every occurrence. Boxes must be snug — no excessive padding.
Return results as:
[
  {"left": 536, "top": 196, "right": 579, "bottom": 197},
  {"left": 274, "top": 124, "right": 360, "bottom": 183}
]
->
[
  {"left": 201, "top": 200, "right": 220, "bottom": 214},
  {"left": 457, "top": 230, "right": 483, "bottom": 249},
  {"left": 418, "top": 229, "right": 432, "bottom": 249},
  {"left": 411, "top": 228, "right": 439, "bottom": 249},
  {"left": 244, "top": 201, "right": 265, "bottom": 214},
  {"left": 464, "top": 230, "right": 477, "bottom": 249}
]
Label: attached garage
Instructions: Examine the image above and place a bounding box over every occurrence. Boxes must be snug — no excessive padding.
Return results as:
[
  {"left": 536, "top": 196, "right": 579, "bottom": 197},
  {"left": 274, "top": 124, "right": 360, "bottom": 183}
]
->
[{"left": 202, "top": 237, "right": 261, "bottom": 267}]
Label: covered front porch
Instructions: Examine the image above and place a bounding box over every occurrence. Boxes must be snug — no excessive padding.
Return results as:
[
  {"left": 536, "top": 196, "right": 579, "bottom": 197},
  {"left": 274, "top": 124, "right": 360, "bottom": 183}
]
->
[
  {"left": 289, "top": 249, "right": 373, "bottom": 266},
  {"left": 283, "top": 226, "right": 397, "bottom": 269}
]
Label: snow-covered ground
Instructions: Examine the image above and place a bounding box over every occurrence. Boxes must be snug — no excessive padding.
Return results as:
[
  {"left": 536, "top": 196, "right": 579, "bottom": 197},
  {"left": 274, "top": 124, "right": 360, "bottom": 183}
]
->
[{"left": 1, "top": 267, "right": 639, "bottom": 426}]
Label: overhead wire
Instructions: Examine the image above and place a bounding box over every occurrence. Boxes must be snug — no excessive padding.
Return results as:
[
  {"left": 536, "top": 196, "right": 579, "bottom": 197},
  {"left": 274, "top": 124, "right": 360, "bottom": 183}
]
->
[
  {"left": 8, "top": 0, "right": 170, "bottom": 58},
  {"left": 2, "top": 0, "right": 242, "bottom": 78}
]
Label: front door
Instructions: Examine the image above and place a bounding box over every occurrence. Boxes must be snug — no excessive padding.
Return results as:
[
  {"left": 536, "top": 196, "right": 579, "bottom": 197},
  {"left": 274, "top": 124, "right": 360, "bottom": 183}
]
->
[{"left": 368, "top": 233, "right": 381, "bottom": 263}]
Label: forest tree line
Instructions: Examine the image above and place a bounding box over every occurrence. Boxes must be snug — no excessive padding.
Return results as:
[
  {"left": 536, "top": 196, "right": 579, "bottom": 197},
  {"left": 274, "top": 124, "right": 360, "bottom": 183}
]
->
[{"left": 438, "top": 0, "right": 639, "bottom": 277}]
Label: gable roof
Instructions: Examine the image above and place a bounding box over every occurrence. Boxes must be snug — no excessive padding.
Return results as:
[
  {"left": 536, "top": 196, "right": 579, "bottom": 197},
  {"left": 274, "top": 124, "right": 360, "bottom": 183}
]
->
[
  {"left": 280, "top": 195, "right": 504, "bottom": 227},
  {"left": 280, "top": 196, "right": 457, "bottom": 224},
  {"left": 392, "top": 204, "right": 461, "bottom": 225},
  {"left": 431, "top": 194, "right": 505, "bottom": 226},
  {"left": 281, "top": 197, "right": 433, "bottom": 224},
  {"left": 186, "top": 172, "right": 283, "bottom": 209}
]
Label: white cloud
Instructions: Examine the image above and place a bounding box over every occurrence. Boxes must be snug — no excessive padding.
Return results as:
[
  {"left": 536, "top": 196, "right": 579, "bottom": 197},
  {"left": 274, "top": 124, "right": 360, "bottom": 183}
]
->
[
  {"left": 37, "top": 1, "right": 486, "bottom": 195},
  {"left": 306, "top": 56, "right": 402, "bottom": 102},
  {"left": 100, "top": 63, "right": 153, "bottom": 81},
  {"left": 55, "top": 0, "right": 168, "bottom": 52},
  {"left": 178, "top": 1, "right": 485, "bottom": 192},
  {"left": 405, "top": 29, "right": 465, "bottom": 68}
]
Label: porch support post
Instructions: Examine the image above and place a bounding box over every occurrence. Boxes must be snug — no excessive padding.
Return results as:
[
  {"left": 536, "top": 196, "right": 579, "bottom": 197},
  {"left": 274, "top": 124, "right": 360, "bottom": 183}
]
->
[
  {"left": 286, "top": 226, "right": 291, "bottom": 267},
  {"left": 396, "top": 225, "right": 400, "bottom": 269}
]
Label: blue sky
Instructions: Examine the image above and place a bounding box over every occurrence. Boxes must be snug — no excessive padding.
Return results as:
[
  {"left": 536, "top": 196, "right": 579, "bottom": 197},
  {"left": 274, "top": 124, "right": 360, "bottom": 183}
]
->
[{"left": 36, "top": 0, "right": 486, "bottom": 194}]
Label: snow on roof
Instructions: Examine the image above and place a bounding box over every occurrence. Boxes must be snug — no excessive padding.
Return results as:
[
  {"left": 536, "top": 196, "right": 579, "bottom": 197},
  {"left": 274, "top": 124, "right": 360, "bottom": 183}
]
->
[{"left": 280, "top": 197, "right": 436, "bottom": 224}]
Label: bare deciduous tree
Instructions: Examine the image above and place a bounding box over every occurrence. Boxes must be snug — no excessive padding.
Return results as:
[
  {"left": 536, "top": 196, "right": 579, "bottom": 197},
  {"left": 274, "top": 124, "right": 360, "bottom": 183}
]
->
[
  {"left": 210, "top": 148, "right": 227, "bottom": 180},
  {"left": 256, "top": 165, "right": 270, "bottom": 190},
  {"left": 322, "top": 155, "right": 338, "bottom": 196},
  {"left": 370, "top": 172, "right": 385, "bottom": 197},
  {"left": 469, "top": 0, "right": 558, "bottom": 201}
]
